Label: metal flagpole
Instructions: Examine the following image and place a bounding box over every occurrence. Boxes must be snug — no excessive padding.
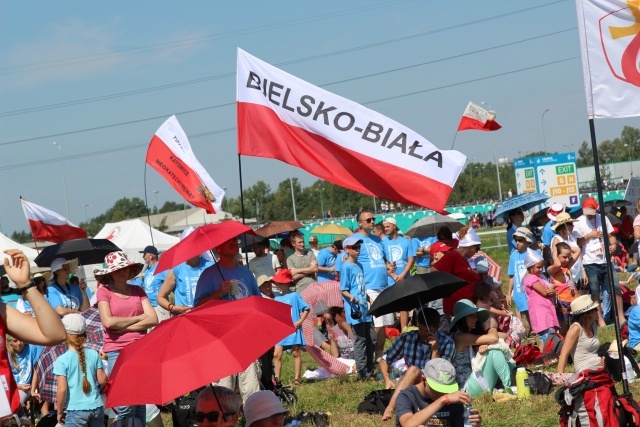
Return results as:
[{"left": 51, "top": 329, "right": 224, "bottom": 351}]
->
[
  {"left": 142, "top": 162, "right": 156, "bottom": 247},
  {"left": 492, "top": 134, "right": 503, "bottom": 201},
  {"left": 238, "top": 154, "right": 249, "bottom": 264}
]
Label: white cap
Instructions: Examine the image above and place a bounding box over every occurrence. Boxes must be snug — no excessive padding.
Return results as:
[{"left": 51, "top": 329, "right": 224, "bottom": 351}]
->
[
  {"left": 62, "top": 314, "right": 86, "bottom": 335},
  {"left": 383, "top": 217, "right": 397, "bottom": 226},
  {"left": 243, "top": 391, "right": 288, "bottom": 427}
]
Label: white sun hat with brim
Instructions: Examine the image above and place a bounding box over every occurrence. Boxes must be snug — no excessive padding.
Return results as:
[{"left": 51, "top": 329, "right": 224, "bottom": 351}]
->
[
  {"left": 50, "top": 258, "right": 78, "bottom": 281},
  {"left": 93, "top": 251, "right": 144, "bottom": 285},
  {"left": 458, "top": 228, "right": 481, "bottom": 248},
  {"left": 570, "top": 295, "right": 599, "bottom": 316}
]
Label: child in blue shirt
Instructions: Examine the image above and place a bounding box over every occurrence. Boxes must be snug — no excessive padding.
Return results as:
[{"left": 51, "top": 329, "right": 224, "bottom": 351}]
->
[
  {"left": 507, "top": 227, "right": 532, "bottom": 337},
  {"left": 7, "top": 335, "right": 42, "bottom": 404}
]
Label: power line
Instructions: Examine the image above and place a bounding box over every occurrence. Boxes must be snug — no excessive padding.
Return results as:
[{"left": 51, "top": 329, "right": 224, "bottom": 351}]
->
[
  {"left": 0, "top": 27, "right": 575, "bottom": 145},
  {"left": 0, "top": 0, "right": 569, "bottom": 117},
  {"left": 0, "top": 55, "right": 580, "bottom": 171}
]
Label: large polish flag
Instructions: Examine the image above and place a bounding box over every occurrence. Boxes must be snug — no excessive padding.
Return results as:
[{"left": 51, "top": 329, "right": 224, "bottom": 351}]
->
[
  {"left": 21, "top": 199, "right": 87, "bottom": 243},
  {"left": 146, "top": 115, "right": 225, "bottom": 214},
  {"left": 457, "top": 102, "right": 502, "bottom": 131},
  {"left": 576, "top": 0, "right": 640, "bottom": 118},
  {"left": 236, "top": 48, "right": 466, "bottom": 212}
]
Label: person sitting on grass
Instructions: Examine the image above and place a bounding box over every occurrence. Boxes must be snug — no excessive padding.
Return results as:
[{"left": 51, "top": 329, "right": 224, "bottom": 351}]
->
[
  {"left": 325, "top": 306, "right": 354, "bottom": 360},
  {"left": 380, "top": 307, "right": 455, "bottom": 422},
  {"left": 194, "top": 386, "right": 239, "bottom": 427},
  {"left": 395, "top": 358, "right": 482, "bottom": 427},
  {"left": 243, "top": 390, "right": 289, "bottom": 427},
  {"left": 272, "top": 269, "right": 310, "bottom": 387},
  {"left": 558, "top": 295, "right": 604, "bottom": 374}
]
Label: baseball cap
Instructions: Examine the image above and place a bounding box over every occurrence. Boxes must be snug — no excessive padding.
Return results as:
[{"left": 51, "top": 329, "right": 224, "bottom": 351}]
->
[
  {"left": 422, "top": 358, "right": 459, "bottom": 394},
  {"left": 582, "top": 197, "right": 599, "bottom": 216},
  {"left": 474, "top": 256, "right": 490, "bottom": 274},
  {"left": 429, "top": 241, "right": 452, "bottom": 257},
  {"left": 383, "top": 217, "right": 397, "bottom": 226},
  {"left": 139, "top": 245, "right": 159, "bottom": 256},
  {"left": 62, "top": 314, "right": 86, "bottom": 335},
  {"left": 343, "top": 236, "right": 363, "bottom": 248},
  {"left": 244, "top": 391, "right": 288, "bottom": 427},
  {"left": 256, "top": 275, "right": 272, "bottom": 288}
]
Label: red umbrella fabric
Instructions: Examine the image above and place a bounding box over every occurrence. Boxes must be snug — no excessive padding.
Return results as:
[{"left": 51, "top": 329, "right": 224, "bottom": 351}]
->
[
  {"left": 155, "top": 221, "right": 255, "bottom": 274},
  {"left": 105, "top": 296, "right": 294, "bottom": 407},
  {"left": 254, "top": 221, "right": 304, "bottom": 238}
]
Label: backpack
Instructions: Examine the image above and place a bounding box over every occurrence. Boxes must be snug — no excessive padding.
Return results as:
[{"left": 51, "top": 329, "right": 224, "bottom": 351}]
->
[
  {"left": 556, "top": 368, "right": 618, "bottom": 427},
  {"left": 171, "top": 388, "right": 202, "bottom": 427},
  {"left": 544, "top": 332, "right": 565, "bottom": 356},
  {"left": 357, "top": 389, "right": 394, "bottom": 414},
  {"left": 526, "top": 370, "right": 553, "bottom": 395},
  {"left": 615, "top": 393, "right": 640, "bottom": 426},
  {"left": 598, "top": 343, "right": 640, "bottom": 383},
  {"left": 513, "top": 343, "right": 543, "bottom": 366}
]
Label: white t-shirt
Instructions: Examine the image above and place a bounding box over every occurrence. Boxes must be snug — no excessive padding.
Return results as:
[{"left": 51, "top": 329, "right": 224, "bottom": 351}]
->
[
  {"left": 248, "top": 253, "right": 280, "bottom": 277},
  {"left": 573, "top": 214, "right": 613, "bottom": 265}
]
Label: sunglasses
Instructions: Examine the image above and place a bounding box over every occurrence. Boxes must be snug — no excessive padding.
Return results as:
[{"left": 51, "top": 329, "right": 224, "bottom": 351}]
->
[
  {"left": 514, "top": 238, "right": 526, "bottom": 243},
  {"left": 360, "top": 218, "right": 375, "bottom": 224},
  {"left": 194, "top": 411, "right": 235, "bottom": 423},
  {"left": 347, "top": 244, "right": 362, "bottom": 251}
]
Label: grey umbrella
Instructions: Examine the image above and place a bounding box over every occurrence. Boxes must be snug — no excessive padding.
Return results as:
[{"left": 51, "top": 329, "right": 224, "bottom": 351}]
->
[{"left": 405, "top": 214, "right": 465, "bottom": 238}]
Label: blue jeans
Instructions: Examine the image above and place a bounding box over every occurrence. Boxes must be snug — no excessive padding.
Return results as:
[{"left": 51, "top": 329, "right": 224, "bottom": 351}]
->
[
  {"left": 107, "top": 351, "right": 146, "bottom": 425},
  {"left": 65, "top": 407, "right": 104, "bottom": 427},
  {"left": 584, "top": 263, "right": 621, "bottom": 296}
]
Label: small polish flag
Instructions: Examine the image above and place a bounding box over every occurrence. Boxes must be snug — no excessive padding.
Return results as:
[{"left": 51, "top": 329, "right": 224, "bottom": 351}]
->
[
  {"left": 21, "top": 198, "right": 87, "bottom": 243},
  {"left": 457, "top": 101, "right": 502, "bottom": 132}
]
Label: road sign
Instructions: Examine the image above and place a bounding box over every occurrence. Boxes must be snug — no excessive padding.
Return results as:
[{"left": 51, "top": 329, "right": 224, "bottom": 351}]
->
[{"left": 514, "top": 152, "right": 580, "bottom": 207}]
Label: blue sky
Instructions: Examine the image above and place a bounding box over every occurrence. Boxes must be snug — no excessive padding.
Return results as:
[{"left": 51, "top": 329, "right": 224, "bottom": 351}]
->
[{"left": 1, "top": 0, "right": 639, "bottom": 235}]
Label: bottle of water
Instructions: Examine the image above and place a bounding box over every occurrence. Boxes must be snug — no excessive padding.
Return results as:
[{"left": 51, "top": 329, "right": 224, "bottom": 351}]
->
[{"left": 463, "top": 404, "right": 473, "bottom": 427}]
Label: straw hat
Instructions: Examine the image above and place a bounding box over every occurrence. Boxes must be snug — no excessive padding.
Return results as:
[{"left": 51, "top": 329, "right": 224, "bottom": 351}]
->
[
  {"left": 570, "top": 295, "right": 599, "bottom": 316},
  {"left": 608, "top": 339, "right": 628, "bottom": 354},
  {"left": 93, "top": 251, "right": 143, "bottom": 285},
  {"left": 551, "top": 212, "right": 577, "bottom": 230}
]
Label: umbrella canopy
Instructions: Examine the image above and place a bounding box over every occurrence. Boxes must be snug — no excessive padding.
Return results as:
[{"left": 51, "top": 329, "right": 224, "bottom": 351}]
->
[
  {"left": 405, "top": 214, "right": 464, "bottom": 238},
  {"left": 105, "top": 297, "right": 294, "bottom": 406},
  {"left": 310, "top": 223, "right": 353, "bottom": 236},
  {"left": 526, "top": 209, "right": 550, "bottom": 228},
  {"left": 34, "top": 239, "right": 121, "bottom": 267},
  {"left": 368, "top": 272, "right": 468, "bottom": 317},
  {"left": 493, "top": 192, "right": 550, "bottom": 220},
  {"left": 34, "top": 308, "right": 104, "bottom": 403},
  {"left": 604, "top": 199, "right": 632, "bottom": 207},
  {"left": 155, "top": 221, "right": 255, "bottom": 274},
  {"left": 254, "top": 221, "right": 304, "bottom": 238}
]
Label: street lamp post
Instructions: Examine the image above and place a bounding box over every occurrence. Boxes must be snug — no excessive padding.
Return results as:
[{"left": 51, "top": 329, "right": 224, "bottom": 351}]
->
[
  {"left": 80, "top": 204, "right": 90, "bottom": 223},
  {"left": 625, "top": 143, "right": 633, "bottom": 176},
  {"left": 223, "top": 187, "right": 231, "bottom": 213},
  {"left": 542, "top": 109, "right": 550, "bottom": 153},
  {"left": 53, "top": 141, "right": 71, "bottom": 220},
  {"left": 317, "top": 188, "right": 324, "bottom": 216}
]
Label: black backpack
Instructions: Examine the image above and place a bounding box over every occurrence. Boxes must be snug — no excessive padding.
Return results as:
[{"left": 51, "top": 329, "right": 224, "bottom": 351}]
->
[
  {"left": 526, "top": 369, "right": 553, "bottom": 395},
  {"left": 357, "top": 389, "right": 394, "bottom": 414},
  {"left": 171, "top": 388, "right": 203, "bottom": 427}
]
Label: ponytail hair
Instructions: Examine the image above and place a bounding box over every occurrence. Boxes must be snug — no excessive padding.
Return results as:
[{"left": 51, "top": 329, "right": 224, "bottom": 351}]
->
[{"left": 66, "top": 334, "right": 91, "bottom": 395}]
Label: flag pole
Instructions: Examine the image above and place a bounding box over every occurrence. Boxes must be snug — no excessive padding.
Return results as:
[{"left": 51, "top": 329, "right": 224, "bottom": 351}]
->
[
  {"left": 238, "top": 154, "right": 249, "bottom": 264},
  {"left": 492, "top": 133, "right": 503, "bottom": 202},
  {"left": 588, "top": 118, "right": 628, "bottom": 394},
  {"left": 142, "top": 161, "right": 156, "bottom": 247},
  {"left": 450, "top": 130, "right": 459, "bottom": 150}
]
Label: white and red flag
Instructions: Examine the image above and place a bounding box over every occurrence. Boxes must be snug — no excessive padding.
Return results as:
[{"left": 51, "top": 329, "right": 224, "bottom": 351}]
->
[
  {"left": 457, "top": 102, "right": 502, "bottom": 132},
  {"left": 236, "top": 49, "right": 466, "bottom": 212},
  {"left": 576, "top": 0, "right": 640, "bottom": 118},
  {"left": 146, "top": 115, "right": 224, "bottom": 214},
  {"left": 21, "top": 199, "right": 87, "bottom": 243}
]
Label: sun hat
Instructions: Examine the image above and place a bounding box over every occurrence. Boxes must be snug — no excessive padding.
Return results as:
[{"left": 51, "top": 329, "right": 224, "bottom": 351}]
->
[
  {"left": 458, "top": 228, "right": 481, "bottom": 248},
  {"left": 430, "top": 241, "right": 452, "bottom": 257},
  {"left": 51, "top": 258, "right": 79, "bottom": 276},
  {"left": 244, "top": 390, "right": 288, "bottom": 427},
  {"left": 551, "top": 212, "right": 577, "bottom": 230},
  {"left": 570, "top": 294, "right": 599, "bottom": 316},
  {"left": 309, "top": 236, "right": 318, "bottom": 242},
  {"left": 343, "top": 236, "right": 364, "bottom": 248},
  {"left": 524, "top": 248, "right": 544, "bottom": 268},
  {"left": 62, "top": 313, "right": 86, "bottom": 335},
  {"left": 513, "top": 227, "right": 533, "bottom": 244},
  {"left": 32, "top": 270, "right": 51, "bottom": 282},
  {"left": 383, "top": 217, "right": 397, "bottom": 226},
  {"left": 139, "top": 245, "right": 159, "bottom": 256},
  {"left": 582, "top": 197, "right": 599, "bottom": 216},
  {"left": 256, "top": 275, "right": 272, "bottom": 288},
  {"left": 93, "top": 251, "right": 144, "bottom": 285},
  {"left": 474, "top": 256, "right": 490, "bottom": 274},
  {"left": 547, "top": 203, "right": 565, "bottom": 221},
  {"left": 422, "top": 358, "right": 459, "bottom": 394},
  {"left": 608, "top": 339, "right": 629, "bottom": 354},
  {"left": 271, "top": 269, "right": 294, "bottom": 285},
  {"left": 449, "top": 299, "right": 489, "bottom": 331}
]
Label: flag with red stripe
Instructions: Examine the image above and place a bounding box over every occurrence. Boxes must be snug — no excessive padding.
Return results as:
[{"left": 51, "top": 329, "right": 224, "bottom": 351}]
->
[
  {"left": 457, "top": 101, "right": 501, "bottom": 132},
  {"left": 236, "top": 48, "right": 466, "bottom": 212},
  {"left": 146, "top": 116, "right": 224, "bottom": 214},
  {"left": 21, "top": 199, "right": 87, "bottom": 243}
]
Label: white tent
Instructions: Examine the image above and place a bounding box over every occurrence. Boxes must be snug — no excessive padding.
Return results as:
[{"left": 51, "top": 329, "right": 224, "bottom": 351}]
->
[
  {"left": 94, "top": 219, "right": 180, "bottom": 263},
  {"left": 0, "top": 231, "right": 39, "bottom": 270}
]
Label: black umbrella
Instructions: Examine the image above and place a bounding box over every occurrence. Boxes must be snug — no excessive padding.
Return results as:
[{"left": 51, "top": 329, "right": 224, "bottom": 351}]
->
[
  {"left": 604, "top": 199, "right": 632, "bottom": 207},
  {"left": 527, "top": 209, "right": 550, "bottom": 228},
  {"left": 368, "top": 272, "right": 468, "bottom": 317},
  {"left": 34, "top": 238, "right": 121, "bottom": 267}
]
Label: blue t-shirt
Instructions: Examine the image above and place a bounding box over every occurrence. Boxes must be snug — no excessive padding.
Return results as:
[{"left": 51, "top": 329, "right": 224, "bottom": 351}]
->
[
  {"left": 172, "top": 258, "right": 214, "bottom": 307},
  {"left": 10, "top": 343, "right": 42, "bottom": 385},
  {"left": 507, "top": 224, "right": 517, "bottom": 254},
  {"left": 53, "top": 348, "right": 103, "bottom": 411},
  {"left": 508, "top": 249, "right": 529, "bottom": 312},
  {"left": 139, "top": 263, "right": 167, "bottom": 307},
  {"left": 340, "top": 261, "right": 372, "bottom": 325},
  {"left": 334, "top": 251, "right": 348, "bottom": 274},
  {"left": 351, "top": 233, "right": 387, "bottom": 291},
  {"left": 48, "top": 282, "right": 84, "bottom": 312},
  {"left": 412, "top": 236, "right": 437, "bottom": 268},
  {"left": 274, "top": 292, "right": 310, "bottom": 347},
  {"left": 194, "top": 264, "right": 260, "bottom": 305},
  {"left": 629, "top": 306, "right": 640, "bottom": 349},
  {"left": 382, "top": 235, "right": 416, "bottom": 286},
  {"left": 316, "top": 247, "right": 337, "bottom": 282},
  {"left": 542, "top": 221, "right": 556, "bottom": 246}
]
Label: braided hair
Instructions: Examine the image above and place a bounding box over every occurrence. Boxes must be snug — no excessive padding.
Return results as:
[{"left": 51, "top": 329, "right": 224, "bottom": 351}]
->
[{"left": 66, "top": 333, "right": 91, "bottom": 395}]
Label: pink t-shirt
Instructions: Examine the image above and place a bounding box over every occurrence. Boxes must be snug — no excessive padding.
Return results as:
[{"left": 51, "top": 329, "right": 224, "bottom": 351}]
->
[
  {"left": 96, "top": 285, "right": 148, "bottom": 352},
  {"left": 523, "top": 273, "right": 559, "bottom": 334}
]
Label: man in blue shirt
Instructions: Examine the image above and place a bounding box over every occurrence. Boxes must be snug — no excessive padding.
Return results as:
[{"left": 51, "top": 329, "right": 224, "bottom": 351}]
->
[
  {"left": 316, "top": 240, "right": 341, "bottom": 282},
  {"left": 383, "top": 217, "right": 415, "bottom": 332},
  {"left": 412, "top": 235, "right": 438, "bottom": 275},
  {"left": 157, "top": 255, "right": 214, "bottom": 315},
  {"left": 138, "top": 245, "right": 169, "bottom": 323}
]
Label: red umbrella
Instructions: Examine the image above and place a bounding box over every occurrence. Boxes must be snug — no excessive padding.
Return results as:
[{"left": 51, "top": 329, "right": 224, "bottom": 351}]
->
[
  {"left": 105, "top": 296, "right": 294, "bottom": 407},
  {"left": 155, "top": 221, "right": 255, "bottom": 274},
  {"left": 254, "top": 220, "right": 304, "bottom": 238}
]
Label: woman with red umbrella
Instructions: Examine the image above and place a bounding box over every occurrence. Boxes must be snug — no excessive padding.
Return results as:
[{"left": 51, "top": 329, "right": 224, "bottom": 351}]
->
[{"left": 94, "top": 252, "right": 158, "bottom": 425}]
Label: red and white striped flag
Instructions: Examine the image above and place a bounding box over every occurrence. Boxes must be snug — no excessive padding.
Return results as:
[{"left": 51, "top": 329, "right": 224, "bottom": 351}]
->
[
  {"left": 146, "top": 116, "right": 225, "bottom": 214},
  {"left": 236, "top": 48, "right": 466, "bottom": 212},
  {"left": 457, "top": 102, "right": 502, "bottom": 132},
  {"left": 21, "top": 199, "right": 87, "bottom": 243}
]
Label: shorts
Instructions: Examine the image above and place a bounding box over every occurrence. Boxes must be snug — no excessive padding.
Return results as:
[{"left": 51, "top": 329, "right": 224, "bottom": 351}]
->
[
  {"left": 556, "top": 300, "right": 572, "bottom": 324},
  {"left": 537, "top": 327, "right": 557, "bottom": 343},
  {"left": 584, "top": 263, "right": 621, "bottom": 296},
  {"left": 366, "top": 289, "right": 394, "bottom": 327}
]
